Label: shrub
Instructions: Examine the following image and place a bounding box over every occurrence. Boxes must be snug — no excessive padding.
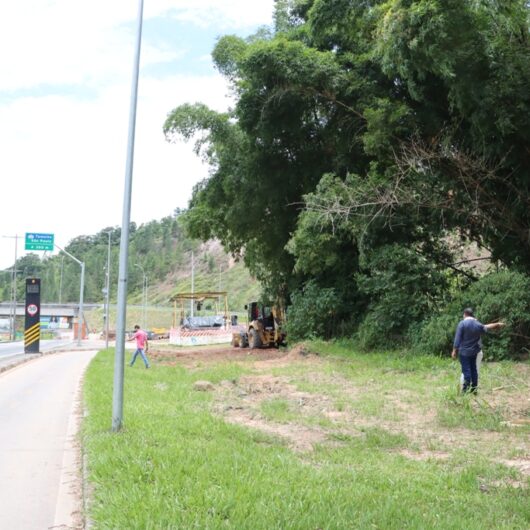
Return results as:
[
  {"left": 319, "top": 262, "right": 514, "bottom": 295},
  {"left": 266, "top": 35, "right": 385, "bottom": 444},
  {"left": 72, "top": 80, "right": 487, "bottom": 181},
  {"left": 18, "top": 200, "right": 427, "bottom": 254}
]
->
[
  {"left": 286, "top": 280, "right": 338, "bottom": 341},
  {"left": 355, "top": 244, "right": 448, "bottom": 350},
  {"left": 411, "top": 271, "right": 530, "bottom": 359}
]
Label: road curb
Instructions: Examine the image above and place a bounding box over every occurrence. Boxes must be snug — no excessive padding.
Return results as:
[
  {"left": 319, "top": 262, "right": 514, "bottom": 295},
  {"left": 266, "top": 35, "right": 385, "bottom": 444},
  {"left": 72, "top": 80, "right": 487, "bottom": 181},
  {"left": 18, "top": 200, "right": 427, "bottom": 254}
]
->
[
  {"left": 0, "top": 353, "right": 45, "bottom": 374},
  {"left": 82, "top": 407, "right": 94, "bottom": 530},
  {"left": 0, "top": 343, "right": 103, "bottom": 374},
  {"left": 53, "top": 381, "right": 83, "bottom": 529}
]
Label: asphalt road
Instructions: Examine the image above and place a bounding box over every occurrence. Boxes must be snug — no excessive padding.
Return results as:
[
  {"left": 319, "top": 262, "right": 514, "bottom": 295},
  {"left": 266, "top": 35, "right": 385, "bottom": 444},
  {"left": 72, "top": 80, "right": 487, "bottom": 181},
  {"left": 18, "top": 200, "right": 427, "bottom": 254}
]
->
[
  {"left": 0, "top": 349, "right": 97, "bottom": 529},
  {"left": 0, "top": 339, "right": 73, "bottom": 359}
]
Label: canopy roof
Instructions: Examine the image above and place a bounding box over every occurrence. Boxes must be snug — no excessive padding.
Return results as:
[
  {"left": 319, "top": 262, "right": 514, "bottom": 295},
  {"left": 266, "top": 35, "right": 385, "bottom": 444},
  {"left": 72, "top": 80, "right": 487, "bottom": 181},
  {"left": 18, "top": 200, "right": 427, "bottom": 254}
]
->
[{"left": 170, "top": 291, "right": 228, "bottom": 302}]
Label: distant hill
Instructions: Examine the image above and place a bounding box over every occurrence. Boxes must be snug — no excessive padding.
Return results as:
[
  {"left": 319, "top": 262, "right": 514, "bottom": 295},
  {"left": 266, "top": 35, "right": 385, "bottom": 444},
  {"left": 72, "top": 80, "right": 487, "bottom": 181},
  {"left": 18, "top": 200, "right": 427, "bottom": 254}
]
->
[{"left": 0, "top": 214, "right": 261, "bottom": 324}]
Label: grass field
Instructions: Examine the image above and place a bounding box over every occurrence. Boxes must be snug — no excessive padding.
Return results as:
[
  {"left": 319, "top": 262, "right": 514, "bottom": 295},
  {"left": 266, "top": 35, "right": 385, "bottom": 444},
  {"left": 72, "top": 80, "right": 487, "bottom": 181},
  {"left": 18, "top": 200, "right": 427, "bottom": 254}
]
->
[{"left": 83, "top": 341, "right": 530, "bottom": 529}]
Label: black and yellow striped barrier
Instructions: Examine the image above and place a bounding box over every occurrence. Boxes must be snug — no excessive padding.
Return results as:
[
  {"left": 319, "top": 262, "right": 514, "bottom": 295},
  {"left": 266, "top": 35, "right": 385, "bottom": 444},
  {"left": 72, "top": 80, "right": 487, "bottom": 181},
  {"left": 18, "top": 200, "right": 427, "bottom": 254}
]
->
[{"left": 24, "top": 322, "right": 40, "bottom": 350}]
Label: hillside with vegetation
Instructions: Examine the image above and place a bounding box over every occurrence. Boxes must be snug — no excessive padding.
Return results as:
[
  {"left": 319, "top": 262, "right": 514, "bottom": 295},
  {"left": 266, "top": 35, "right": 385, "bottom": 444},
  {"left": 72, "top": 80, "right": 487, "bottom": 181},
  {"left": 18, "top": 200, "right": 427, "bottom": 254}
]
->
[{"left": 0, "top": 212, "right": 261, "bottom": 329}]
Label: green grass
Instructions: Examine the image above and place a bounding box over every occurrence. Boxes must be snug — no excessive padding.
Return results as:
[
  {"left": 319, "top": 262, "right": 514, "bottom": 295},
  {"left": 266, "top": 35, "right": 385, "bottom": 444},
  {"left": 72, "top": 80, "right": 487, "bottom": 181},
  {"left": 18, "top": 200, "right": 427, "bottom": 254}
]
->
[
  {"left": 358, "top": 426, "right": 410, "bottom": 449},
  {"left": 260, "top": 398, "right": 298, "bottom": 423},
  {"left": 437, "top": 389, "right": 505, "bottom": 431},
  {"left": 83, "top": 347, "right": 530, "bottom": 529}
]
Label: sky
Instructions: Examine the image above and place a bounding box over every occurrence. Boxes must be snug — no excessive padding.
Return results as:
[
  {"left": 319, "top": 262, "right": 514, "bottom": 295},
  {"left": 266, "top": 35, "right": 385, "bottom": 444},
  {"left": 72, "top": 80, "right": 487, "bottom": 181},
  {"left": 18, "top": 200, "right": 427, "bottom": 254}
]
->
[{"left": 0, "top": 0, "right": 275, "bottom": 269}]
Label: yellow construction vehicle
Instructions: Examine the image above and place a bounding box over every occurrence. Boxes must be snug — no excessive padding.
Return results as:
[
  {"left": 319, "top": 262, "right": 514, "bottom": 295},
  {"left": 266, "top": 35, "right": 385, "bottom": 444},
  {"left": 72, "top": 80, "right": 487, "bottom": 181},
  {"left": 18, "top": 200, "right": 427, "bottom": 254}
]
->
[{"left": 232, "top": 301, "right": 286, "bottom": 349}]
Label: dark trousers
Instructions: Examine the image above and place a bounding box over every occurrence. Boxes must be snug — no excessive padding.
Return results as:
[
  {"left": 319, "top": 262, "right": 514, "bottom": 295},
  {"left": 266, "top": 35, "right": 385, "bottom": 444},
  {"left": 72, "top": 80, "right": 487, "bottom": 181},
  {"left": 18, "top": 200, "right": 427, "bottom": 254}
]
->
[{"left": 459, "top": 353, "right": 478, "bottom": 393}]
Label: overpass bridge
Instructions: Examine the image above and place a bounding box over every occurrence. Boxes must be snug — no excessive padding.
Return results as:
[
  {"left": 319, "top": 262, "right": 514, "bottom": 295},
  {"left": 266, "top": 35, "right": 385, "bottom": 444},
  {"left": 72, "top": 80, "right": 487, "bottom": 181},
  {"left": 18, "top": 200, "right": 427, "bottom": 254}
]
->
[{"left": 0, "top": 302, "right": 102, "bottom": 318}]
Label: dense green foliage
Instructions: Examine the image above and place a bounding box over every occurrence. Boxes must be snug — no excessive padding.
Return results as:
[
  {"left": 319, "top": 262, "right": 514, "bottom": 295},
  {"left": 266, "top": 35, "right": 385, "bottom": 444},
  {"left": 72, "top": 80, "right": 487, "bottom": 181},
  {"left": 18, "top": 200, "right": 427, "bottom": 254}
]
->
[
  {"left": 285, "top": 280, "right": 339, "bottom": 340},
  {"left": 355, "top": 244, "right": 449, "bottom": 349},
  {"left": 411, "top": 271, "right": 530, "bottom": 360},
  {"left": 164, "top": 1, "right": 530, "bottom": 357}
]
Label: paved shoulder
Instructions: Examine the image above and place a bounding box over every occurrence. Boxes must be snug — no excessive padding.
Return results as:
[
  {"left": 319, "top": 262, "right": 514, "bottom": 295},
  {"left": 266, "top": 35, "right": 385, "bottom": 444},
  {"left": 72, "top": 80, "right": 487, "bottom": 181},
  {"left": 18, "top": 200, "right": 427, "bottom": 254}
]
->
[{"left": 0, "top": 349, "right": 98, "bottom": 529}]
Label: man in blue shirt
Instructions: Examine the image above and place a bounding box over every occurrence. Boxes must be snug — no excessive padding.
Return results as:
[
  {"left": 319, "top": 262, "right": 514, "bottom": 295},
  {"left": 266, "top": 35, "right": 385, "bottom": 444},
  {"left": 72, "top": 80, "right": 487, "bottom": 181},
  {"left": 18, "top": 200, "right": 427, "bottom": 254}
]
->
[{"left": 452, "top": 308, "right": 504, "bottom": 393}]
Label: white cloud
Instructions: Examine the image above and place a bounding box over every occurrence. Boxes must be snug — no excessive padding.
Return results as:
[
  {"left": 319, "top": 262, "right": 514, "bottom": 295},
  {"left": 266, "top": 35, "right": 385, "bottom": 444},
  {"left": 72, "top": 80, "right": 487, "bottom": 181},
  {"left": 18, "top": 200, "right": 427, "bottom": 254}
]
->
[
  {"left": 0, "top": 1, "right": 273, "bottom": 91},
  {"left": 0, "top": 1, "right": 180, "bottom": 92},
  {"left": 153, "top": 0, "right": 274, "bottom": 29},
  {"left": 0, "top": 73, "right": 232, "bottom": 268},
  {"left": 0, "top": 1, "right": 274, "bottom": 269}
]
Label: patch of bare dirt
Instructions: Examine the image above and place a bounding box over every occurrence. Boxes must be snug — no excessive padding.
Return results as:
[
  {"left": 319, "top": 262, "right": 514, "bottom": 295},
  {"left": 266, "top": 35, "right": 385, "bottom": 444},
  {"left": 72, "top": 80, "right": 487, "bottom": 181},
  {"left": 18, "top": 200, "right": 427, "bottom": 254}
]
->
[
  {"left": 151, "top": 344, "right": 530, "bottom": 474},
  {"left": 501, "top": 459, "right": 530, "bottom": 477},
  {"left": 150, "top": 345, "right": 285, "bottom": 368},
  {"left": 488, "top": 478, "right": 527, "bottom": 490},
  {"left": 217, "top": 374, "right": 332, "bottom": 413},
  {"left": 212, "top": 364, "right": 526, "bottom": 464},
  {"left": 213, "top": 374, "right": 339, "bottom": 451},
  {"left": 223, "top": 408, "right": 328, "bottom": 452},
  {"left": 150, "top": 342, "right": 322, "bottom": 371}
]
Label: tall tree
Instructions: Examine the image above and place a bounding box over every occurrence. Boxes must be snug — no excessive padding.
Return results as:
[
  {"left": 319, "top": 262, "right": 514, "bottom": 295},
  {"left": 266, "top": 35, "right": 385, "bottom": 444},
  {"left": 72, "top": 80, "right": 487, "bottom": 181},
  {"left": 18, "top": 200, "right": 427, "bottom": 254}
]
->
[{"left": 164, "top": 0, "right": 530, "bottom": 305}]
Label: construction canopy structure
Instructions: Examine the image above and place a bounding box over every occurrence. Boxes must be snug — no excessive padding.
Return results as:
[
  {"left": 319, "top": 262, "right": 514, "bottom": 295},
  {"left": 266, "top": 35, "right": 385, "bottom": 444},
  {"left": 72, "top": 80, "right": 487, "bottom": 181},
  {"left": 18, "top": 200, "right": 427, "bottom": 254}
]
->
[
  {"left": 169, "top": 291, "right": 234, "bottom": 346},
  {"left": 170, "top": 291, "right": 229, "bottom": 329}
]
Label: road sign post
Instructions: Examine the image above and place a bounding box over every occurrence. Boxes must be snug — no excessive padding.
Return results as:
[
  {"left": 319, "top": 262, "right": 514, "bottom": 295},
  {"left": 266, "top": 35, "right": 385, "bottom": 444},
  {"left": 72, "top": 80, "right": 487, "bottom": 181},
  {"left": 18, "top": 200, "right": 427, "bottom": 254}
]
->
[
  {"left": 25, "top": 233, "right": 54, "bottom": 251},
  {"left": 24, "top": 278, "right": 41, "bottom": 353}
]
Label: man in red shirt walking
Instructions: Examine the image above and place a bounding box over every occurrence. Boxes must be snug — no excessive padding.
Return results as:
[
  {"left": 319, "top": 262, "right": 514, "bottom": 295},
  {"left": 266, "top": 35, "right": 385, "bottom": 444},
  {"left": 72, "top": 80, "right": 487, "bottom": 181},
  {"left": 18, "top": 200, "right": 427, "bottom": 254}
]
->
[{"left": 128, "top": 324, "right": 150, "bottom": 368}]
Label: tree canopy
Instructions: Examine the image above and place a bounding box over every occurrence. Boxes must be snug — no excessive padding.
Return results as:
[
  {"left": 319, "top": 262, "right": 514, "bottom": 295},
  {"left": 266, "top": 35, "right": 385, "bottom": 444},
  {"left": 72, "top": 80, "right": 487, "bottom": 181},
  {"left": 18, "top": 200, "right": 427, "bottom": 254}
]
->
[{"left": 164, "top": 0, "right": 530, "bottom": 353}]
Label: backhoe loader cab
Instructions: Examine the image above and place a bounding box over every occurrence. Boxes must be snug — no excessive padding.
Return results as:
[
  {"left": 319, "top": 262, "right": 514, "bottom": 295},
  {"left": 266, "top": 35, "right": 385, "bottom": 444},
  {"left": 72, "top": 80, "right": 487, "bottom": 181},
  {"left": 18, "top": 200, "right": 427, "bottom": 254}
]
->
[{"left": 232, "top": 301, "right": 286, "bottom": 349}]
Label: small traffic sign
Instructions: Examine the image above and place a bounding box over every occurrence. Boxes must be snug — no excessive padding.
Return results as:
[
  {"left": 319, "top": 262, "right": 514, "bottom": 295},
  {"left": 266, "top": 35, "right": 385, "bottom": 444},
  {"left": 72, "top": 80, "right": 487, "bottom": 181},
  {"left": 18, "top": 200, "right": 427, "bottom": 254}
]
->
[
  {"left": 25, "top": 233, "right": 54, "bottom": 251},
  {"left": 27, "top": 304, "right": 38, "bottom": 316}
]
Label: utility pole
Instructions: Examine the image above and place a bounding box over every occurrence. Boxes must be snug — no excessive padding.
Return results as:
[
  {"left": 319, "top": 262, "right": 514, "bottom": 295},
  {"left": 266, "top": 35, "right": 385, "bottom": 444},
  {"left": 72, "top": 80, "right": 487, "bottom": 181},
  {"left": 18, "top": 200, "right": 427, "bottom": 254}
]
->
[
  {"left": 58, "top": 256, "right": 64, "bottom": 304},
  {"left": 218, "top": 263, "right": 222, "bottom": 310},
  {"left": 190, "top": 250, "right": 195, "bottom": 318},
  {"left": 112, "top": 0, "right": 144, "bottom": 433},
  {"left": 105, "top": 231, "right": 112, "bottom": 349},
  {"left": 144, "top": 275, "right": 148, "bottom": 330},
  {"left": 80, "top": 261, "right": 85, "bottom": 345},
  {"left": 2, "top": 235, "right": 20, "bottom": 341},
  {"left": 12, "top": 235, "right": 18, "bottom": 341}
]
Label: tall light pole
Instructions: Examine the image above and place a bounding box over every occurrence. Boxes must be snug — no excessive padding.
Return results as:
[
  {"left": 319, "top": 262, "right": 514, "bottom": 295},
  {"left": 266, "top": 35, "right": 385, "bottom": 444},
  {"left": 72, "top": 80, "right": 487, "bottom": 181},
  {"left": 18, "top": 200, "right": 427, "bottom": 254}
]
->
[
  {"left": 79, "top": 262, "right": 85, "bottom": 346},
  {"left": 58, "top": 256, "right": 64, "bottom": 304},
  {"left": 105, "top": 231, "right": 112, "bottom": 349},
  {"left": 113, "top": 0, "right": 144, "bottom": 432},
  {"left": 12, "top": 235, "right": 18, "bottom": 341},
  {"left": 135, "top": 264, "right": 147, "bottom": 329},
  {"left": 218, "top": 263, "right": 222, "bottom": 310},
  {"left": 144, "top": 274, "right": 149, "bottom": 330},
  {"left": 54, "top": 244, "right": 85, "bottom": 346},
  {"left": 2, "top": 235, "right": 20, "bottom": 341}
]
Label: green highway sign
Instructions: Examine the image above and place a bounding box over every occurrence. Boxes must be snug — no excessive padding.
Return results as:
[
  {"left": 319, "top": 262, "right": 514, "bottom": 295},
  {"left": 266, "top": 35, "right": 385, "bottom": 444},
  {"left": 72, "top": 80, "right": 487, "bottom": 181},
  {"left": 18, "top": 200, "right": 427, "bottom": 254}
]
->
[{"left": 25, "top": 233, "right": 54, "bottom": 251}]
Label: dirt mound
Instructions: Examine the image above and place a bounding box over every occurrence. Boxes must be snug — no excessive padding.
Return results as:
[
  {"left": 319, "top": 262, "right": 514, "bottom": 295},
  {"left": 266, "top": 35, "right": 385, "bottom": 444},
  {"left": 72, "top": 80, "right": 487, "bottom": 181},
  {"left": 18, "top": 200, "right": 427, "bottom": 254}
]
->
[
  {"left": 285, "top": 343, "right": 316, "bottom": 359},
  {"left": 194, "top": 380, "right": 215, "bottom": 392}
]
